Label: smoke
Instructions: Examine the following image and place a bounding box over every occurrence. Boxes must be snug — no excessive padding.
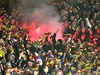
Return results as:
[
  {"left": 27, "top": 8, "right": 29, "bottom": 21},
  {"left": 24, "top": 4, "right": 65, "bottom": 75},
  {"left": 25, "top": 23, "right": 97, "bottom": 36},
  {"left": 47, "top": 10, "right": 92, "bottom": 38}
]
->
[{"left": 17, "top": 0, "right": 64, "bottom": 41}]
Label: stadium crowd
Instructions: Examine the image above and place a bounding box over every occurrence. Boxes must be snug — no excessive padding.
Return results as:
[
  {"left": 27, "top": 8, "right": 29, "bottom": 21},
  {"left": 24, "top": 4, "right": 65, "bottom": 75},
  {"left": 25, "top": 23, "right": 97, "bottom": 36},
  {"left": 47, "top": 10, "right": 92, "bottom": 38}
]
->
[{"left": 0, "top": 0, "right": 100, "bottom": 75}]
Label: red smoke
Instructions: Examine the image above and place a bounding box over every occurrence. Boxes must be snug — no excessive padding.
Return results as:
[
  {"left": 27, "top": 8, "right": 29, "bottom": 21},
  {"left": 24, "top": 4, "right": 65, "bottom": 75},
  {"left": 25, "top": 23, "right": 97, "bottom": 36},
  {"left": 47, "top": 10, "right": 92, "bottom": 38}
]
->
[{"left": 23, "top": 21, "right": 64, "bottom": 42}]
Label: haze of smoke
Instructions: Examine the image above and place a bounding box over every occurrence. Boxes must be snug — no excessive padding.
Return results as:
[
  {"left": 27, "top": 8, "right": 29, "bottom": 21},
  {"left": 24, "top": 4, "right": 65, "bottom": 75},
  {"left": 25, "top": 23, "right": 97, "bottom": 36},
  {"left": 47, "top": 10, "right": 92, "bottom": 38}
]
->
[{"left": 18, "top": 0, "right": 64, "bottom": 40}]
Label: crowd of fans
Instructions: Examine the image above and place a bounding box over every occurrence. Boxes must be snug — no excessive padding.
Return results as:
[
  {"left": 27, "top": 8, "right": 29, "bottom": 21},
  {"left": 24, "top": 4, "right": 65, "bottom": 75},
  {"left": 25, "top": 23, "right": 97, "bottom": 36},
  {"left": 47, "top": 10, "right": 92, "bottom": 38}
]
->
[{"left": 0, "top": 0, "right": 100, "bottom": 75}]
